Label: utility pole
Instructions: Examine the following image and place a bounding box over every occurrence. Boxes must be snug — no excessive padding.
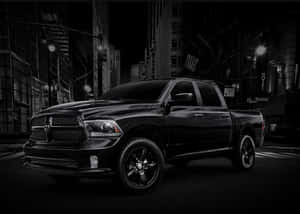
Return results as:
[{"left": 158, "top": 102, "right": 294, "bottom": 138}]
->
[
  {"left": 47, "top": 43, "right": 56, "bottom": 106},
  {"left": 48, "top": 51, "right": 52, "bottom": 106},
  {"left": 57, "top": 56, "right": 61, "bottom": 104},
  {"left": 92, "top": 0, "right": 99, "bottom": 99}
]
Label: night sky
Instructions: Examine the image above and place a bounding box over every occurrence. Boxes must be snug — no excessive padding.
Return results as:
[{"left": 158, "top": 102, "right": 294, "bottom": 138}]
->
[
  {"left": 69, "top": 1, "right": 147, "bottom": 82},
  {"left": 109, "top": 1, "right": 148, "bottom": 81}
]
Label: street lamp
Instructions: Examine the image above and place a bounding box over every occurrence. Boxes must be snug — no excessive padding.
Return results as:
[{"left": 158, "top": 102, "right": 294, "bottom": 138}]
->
[
  {"left": 97, "top": 44, "right": 104, "bottom": 52},
  {"left": 253, "top": 44, "right": 267, "bottom": 96},
  {"left": 48, "top": 43, "right": 56, "bottom": 53},
  {"left": 83, "top": 84, "right": 92, "bottom": 93},
  {"left": 255, "top": 45, "right": 267, "bottom": 57},
  {"left": 47, "top": 43, "right": 56, "bottom": 107}
]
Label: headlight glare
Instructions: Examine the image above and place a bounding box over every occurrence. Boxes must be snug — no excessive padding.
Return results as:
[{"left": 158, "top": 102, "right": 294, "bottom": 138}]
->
[{"left": 84, "top": 120, "right": 122, "bottom": 137}]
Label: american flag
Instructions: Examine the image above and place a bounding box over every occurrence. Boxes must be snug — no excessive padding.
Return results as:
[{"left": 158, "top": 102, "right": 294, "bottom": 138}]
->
[{"left": 184, "top": 54, "right": 199, "bottom": 72}]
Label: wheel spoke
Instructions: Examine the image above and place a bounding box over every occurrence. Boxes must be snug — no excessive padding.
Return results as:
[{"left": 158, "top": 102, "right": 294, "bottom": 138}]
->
[
  {"left": 139, "top": 172, "right": 147, "bottom": 183},
  {"left": 245, "top": 156, "right": 249, "bottom": 164},
  {"left": 140, "top": 148, "right": 147, "bottom": 160},
  {"left": 127, "top": 168, "right": 136, "bottom": 177},
  {"left": 130, "top": 152, "right": 139, "bottom": 162},
  {"left": 147, "top": 162, "right": 157, "bottom": 169},
  {"left": 128, "top": 163, "right": 136, "bottom": 170}
]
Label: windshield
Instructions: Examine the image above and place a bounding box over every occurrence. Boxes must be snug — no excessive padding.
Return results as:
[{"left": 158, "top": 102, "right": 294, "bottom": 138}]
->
[{"left": 101, "top": 80, "right": 168, "bottom": 101}]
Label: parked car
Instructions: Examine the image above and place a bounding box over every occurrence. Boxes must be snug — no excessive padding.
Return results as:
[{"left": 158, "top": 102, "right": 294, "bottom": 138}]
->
[{"left": 24, "top": 78, "right": 264, "bottom": 193}]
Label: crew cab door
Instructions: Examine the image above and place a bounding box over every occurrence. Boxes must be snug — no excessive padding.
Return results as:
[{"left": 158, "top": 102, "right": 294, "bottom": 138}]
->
[
  {"left": 166, "top": 80, "right": 208, "bottom": 156},
  {"left": 166, "top": 80, "right": 232, "bottom": 157},
  {"left": 193, "top": 81, "right": 232, "bottom": 150}
]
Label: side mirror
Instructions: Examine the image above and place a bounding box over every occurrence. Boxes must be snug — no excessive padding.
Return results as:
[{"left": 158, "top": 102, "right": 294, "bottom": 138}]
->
[
  {"left": 164, "top": 93, "right": 194, "bottom": 114},
  {"left": 171, "top": 93, "right": 194, "bottom": 104}
]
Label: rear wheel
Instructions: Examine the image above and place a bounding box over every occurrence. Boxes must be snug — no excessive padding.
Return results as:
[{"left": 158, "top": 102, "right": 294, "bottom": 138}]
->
[
  {"left": 117, "top": 138, "right": 165, "bottom": 193},
  {"left": 232, "top": 135, "right": 256, "bottom": 170}
]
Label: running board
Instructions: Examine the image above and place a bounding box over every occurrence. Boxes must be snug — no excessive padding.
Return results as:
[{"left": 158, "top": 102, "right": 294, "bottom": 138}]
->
[{"left": 168, "top": 147, "right": 233, "bottom": 161}]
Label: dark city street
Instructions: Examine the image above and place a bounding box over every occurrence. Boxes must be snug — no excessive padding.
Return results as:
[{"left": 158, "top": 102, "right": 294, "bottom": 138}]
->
[
  {"left": 1, "top": 0, "right": 300, "bottom": 213},
  {"left": 1, "top": 142, "right": 300, "bottom": 213}
]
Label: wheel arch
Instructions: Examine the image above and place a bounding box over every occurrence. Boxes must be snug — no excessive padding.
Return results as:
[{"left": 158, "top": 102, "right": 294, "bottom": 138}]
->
[
  {"left": 240, "top": 126, "right": 257, "bottom": 146},
  {"left": 119, "top": 124, "right": 167, "bottom": 158}
]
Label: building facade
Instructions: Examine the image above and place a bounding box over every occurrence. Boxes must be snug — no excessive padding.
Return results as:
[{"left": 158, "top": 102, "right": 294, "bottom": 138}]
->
[
  {"left": 144, "top": 1, "right": 300, "bottom": 108},
  {"left": 0, "top": 4, "right": 35, "bottom": 136},
  {"left": 0, "top": 3, "right": 76, "bottom": 137},
  {"left": 144, "top": 0, "right": 183, "bottom": 80}
]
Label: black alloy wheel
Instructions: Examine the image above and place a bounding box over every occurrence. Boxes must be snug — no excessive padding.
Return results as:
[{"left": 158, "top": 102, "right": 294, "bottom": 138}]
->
[
  {"left": 241, "top": 136, "right": 255, "bottom": 168},
  {"left": 232, "top": 135, "right": 256, "bottom": 170},
  {"left": 118, "top": 138, "right": 165, "bottom": 193}
]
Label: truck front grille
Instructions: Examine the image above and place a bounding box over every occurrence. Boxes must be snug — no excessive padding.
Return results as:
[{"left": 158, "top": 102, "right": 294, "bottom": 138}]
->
[
  {"left": 31, "top": 129, "right": 47, "bottom": 140},
  {"left": 30, "top": 115, "right": 85, "bottom": 144},
  {"left": 31, "top": 117, "right": 47, "bottom": 127},
  {"left": 52, "top": 116, "right": 79, "bottom": 126}
]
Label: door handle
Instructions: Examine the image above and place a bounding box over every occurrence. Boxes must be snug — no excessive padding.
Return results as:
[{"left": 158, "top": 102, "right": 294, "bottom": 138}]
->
[{"left": 193, "top": 113, "right": 204, "bottom": 117}]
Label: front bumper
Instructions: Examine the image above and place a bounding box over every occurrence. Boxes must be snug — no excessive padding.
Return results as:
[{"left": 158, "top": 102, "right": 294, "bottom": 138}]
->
[
  {"left": 23, "top": 139, "right": 119, "bottom": 177},
  {"left": 23, "top": 162, "right": 115, "bottom": 177}
]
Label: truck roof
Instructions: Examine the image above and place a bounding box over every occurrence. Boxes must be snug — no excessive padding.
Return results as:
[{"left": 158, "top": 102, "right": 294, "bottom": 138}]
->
[{"left": 139, "top": 77, "right": 217, "bottom": 84}]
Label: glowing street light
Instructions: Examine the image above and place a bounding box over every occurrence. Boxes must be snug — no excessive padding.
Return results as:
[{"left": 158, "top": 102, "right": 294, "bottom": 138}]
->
[
  {"left": 47, "top": 43, "right": 56, "bottom": 106},
  {"left": 48, "top": 43, "right": 56, "bottom": 52},
  {"left": 97, "top": 44, "right": 104, "bottom": 52},
  {"left": 255, "top": 45, "right": 267, "bottom": 57},
  {"left": 83, "top": 84, "right": 92, "bottom": 93}
]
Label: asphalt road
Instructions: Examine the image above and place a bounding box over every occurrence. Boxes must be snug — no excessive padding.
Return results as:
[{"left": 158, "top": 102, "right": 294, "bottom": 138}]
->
[{"left": 0, "top": 146, "right": 300, "bottom": 213}]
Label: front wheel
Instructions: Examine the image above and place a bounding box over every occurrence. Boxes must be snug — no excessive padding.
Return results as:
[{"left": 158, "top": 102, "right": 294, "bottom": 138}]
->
[
  {"left": 232, "top": 135, "right": 256, "bottom": 170},
  {"left": 117, "top": 138, "right": 165, "bottom": 193}
]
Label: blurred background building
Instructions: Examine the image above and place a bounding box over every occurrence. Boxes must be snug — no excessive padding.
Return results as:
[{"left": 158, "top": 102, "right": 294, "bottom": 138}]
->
[
  {"left": 0, "top": 1, "right": 120, "bottom": 138},
  {"left": 144, "top": 0, "right": 184, "bottom": 80},
  {"left": 1, "top": 0, "right": 300, "bottom": 140},
  {"left": 142, "top": 1, "right": 300, "bottom": 138}
]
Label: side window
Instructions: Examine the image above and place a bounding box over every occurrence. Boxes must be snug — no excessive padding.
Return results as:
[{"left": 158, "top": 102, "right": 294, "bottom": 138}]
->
[
  {"left": 197, "top": 83, "right": 222, "bottom": 107},
  {"left": 170, "top": 81, "right": 197, "bottom": 105}
]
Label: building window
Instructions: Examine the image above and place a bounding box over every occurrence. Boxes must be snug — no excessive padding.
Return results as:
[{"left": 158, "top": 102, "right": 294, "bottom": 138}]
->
[
  {"left": 172, "top": 4, "right": 181, "bottom": 17},
  {"left": 172, "top": 22, "right": 181, "bottom": 34},
  {"left": 178, "top": 55, "right": 182, "bottom": 65},
  {"left": 171, "top": 55, "right": 177, "bottom": 68},
  {"left": 172, "top": 6, "right": 178, "bottom": 17},
  {"left": 171, "top": 39, "right": 178, "bottom": 50},
  {"left": 14, "top": 81, "right": 20, "bottom": 102}
]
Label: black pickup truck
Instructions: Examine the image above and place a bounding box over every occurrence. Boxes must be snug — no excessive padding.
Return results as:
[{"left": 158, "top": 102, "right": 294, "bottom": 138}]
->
[{"left": 24, "top": 78, "right": 264, "bottom": 192}]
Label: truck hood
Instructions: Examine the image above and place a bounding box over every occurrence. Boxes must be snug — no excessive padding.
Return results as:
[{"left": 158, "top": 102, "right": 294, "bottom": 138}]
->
[{"left": 39, "top": 99, "right": 159, "bottom": 120}]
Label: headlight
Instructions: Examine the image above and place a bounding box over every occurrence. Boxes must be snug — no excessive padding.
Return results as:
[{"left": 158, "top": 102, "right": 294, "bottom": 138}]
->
[{"left": 84, "top": 120, "right": 123, "bottom": 137}]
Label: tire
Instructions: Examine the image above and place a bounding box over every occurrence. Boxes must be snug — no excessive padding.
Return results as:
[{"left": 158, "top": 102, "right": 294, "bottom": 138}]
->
[
  {"left": 232, "top": 135, "right": 256, "bottom": 170},
  {"left": 117, "top": 138, "right": 165, "bottom": 193}
]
